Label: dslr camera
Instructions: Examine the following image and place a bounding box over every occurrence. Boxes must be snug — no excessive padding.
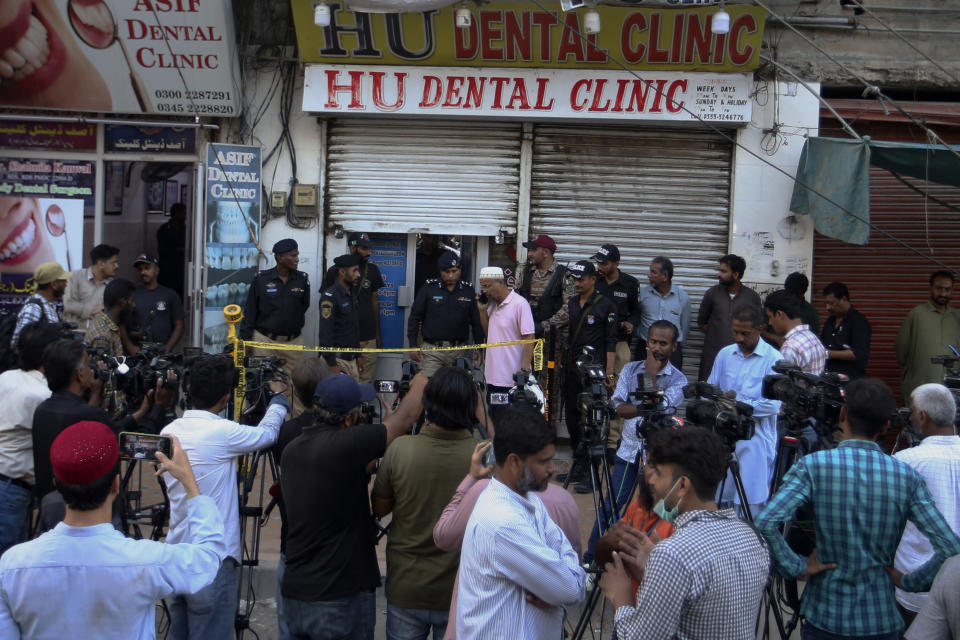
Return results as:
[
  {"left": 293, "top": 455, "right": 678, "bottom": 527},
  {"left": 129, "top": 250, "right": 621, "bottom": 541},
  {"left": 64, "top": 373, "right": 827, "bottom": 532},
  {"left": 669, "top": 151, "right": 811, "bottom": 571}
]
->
[{"left": 683, "top": 381, "right": 755, "bottom": 448}]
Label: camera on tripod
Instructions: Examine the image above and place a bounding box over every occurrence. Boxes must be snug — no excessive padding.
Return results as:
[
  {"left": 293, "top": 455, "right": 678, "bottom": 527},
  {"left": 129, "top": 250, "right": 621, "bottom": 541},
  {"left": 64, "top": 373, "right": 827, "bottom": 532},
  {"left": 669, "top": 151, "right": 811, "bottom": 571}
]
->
[
  {"left": 241, "top": 355, "right": 288, "bottom": 424},
  {"left": 575, "top": 347, "right": 611, "bottom": 444},
  {"left": 683, "top": 382, "right": 755, "bottom": 447},
  {"left": 509, "top": 369, "right": 545, "bottom": 413},
  {"left": 628, "top": 380, "right": 683, "bottom": 440},
  {"left": 931, "top": 350, "right": 960, "bottom": 426},
  {"left": 761, "top": 361, "right": 847, "bottom": 439},
  {"left": 88, "top": 343, "right": 183, "bottom": 406}
]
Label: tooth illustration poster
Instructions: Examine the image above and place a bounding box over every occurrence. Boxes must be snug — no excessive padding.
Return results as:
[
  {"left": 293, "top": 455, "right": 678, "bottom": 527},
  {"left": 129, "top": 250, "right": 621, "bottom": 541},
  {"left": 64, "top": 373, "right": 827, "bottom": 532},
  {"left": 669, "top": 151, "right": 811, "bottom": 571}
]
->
[
  {"left": 202, "top": 142, "right": 260, "bottom": 354},
  {"left": 0, "top": 0, "right": 240, "bottom": 116}
]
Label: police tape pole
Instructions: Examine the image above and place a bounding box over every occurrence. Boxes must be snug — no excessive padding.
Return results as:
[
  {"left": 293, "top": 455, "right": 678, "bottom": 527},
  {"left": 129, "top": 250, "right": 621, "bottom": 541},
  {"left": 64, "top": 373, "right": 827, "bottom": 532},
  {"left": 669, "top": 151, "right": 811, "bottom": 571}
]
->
[{"left": 223, "top": 304, "right": 245, "bottom": 420}]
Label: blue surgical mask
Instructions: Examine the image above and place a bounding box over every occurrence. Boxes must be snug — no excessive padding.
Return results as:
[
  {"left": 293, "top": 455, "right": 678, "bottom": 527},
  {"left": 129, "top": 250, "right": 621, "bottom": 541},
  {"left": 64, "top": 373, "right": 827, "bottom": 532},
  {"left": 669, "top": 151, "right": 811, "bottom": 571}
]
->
[{"left": 653, "top": 478, "right": 683, "bottom": 524}]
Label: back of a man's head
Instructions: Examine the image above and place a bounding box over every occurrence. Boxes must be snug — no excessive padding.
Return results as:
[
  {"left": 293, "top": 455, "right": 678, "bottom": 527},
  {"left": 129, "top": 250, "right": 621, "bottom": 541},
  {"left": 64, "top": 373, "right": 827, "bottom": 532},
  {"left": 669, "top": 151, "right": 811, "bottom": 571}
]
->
[
  {"left": 103, "top": 278, "right": 136, "bottom": 310},
  {"left": 291, "top": 358, "right": 332, "bottom": 409},
  {"left": 50, "top": 421, "right": 119, "bottom": 512},
  {"left": 784, "top": 272, "right": 809, "bottom": 297},
  {"left": 910, "top": 383, "right": 957, "bottom": 431},
  {"left": 844, "top": 378, "right": 897, "bottom": 440},
  {"left": 187, "top": 355, "right": 236, "bottom": 410},
  {"left": 42, "top": 338, "right": 86, "bottom": 393},
  {"left": 646, "top": 427, "right": 727, "bottom": 501},
  {"left": 763, "top": 289, "right": 803, "bottom": 320},
  {"left": 493, "top": 405, "right": 555, "bottom": 466},
  {"left": 17, "top": 323, "right": 65, "bottom": 372},
  {"left": 423, "top": 366, "right": 477, "bottom": 431}
]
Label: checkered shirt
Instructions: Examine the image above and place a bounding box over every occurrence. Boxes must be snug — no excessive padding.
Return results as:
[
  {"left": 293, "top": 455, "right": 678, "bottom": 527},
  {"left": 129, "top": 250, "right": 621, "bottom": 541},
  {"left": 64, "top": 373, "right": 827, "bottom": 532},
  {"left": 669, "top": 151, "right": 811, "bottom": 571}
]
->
[
  {"left": 756, "top": 439, "right": 960, "bottom": 636},
  {"left": 614, "top": 509, "right": 770, "bottom": 640},
  {"left": 11, "top": 296, "right": 61, "bottom": 347},
  {"left": 780, "top": 324, "right": 827, "bottom": 375}
]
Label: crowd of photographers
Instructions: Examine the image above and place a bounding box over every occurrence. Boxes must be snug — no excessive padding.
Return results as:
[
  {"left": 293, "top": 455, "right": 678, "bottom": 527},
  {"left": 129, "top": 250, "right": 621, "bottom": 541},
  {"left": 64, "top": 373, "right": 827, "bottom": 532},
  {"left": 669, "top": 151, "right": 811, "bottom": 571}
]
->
[{"left": 0, "top": 247, "right": 956, "bottom": 640}]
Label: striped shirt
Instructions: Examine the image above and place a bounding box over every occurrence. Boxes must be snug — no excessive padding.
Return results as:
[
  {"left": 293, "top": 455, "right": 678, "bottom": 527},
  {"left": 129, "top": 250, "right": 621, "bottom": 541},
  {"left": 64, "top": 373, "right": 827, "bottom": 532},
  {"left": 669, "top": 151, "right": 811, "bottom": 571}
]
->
[
  {"left": 457, "top": 478, "right": 584, "bottom": 640},
  {"left": 613, "top": 359, "right": 688, "bottom": 464},
  {"left": 756, "top": 439, "right": 960, "bottom": 636},
  {"left": 780, "top": 324, "right": 827, "bottom": 375},
  {"left": 614, "top": 509, "right": 770, "bottom": 640}
]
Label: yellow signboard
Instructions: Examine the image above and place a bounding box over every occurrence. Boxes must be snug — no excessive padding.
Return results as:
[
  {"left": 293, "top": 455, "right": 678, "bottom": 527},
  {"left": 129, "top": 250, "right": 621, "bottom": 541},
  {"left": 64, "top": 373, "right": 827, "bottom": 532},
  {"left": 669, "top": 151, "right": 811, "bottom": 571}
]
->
[{"left": 291, "top": 2, "right": 766, "bottom": 72}]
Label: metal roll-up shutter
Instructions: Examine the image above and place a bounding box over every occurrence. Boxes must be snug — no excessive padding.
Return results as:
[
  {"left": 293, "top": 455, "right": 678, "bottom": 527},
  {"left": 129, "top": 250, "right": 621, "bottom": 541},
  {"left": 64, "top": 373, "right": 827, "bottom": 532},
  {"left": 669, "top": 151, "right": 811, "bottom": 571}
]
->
[
  {"left": 530, "top": 126, "right": 733, "bottom": 381},
  {"left": 326, "top": 119, "right": 521, "bottom": 235},
  {"left": 530, "top": 124, "right": 733, "bottom": 382},
  {"left": 813, "top": 167, "right": 960, "bottom": 402}
]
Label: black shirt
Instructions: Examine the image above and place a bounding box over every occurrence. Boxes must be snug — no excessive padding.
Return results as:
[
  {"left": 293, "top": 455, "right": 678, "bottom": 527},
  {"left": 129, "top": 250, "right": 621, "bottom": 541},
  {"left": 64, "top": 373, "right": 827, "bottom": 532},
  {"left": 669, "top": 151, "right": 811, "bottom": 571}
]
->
[
  {"left": 157, "top": 221, "right": 186, "bottom": 297},
  {"left": 596, "top": 270, "right": 641, "bottom": 341},
  {"left": 317, "top": 282, "right": 361, "bottom": 365},
  {"left": 820, "top": 305, "right": 872, "bottom": 379},
  {"left": 322, "top": 260, "right": 384, "bottom": 342},
  {"left": 567, "top": 291, "right": 618, "bottom": 371},
  {"left": 280, "top": 422, "right": 386, "bottom": 601},
  {"left": 31, "top": 391, "right": 170, "bottom": 499},
  {"left": 407, "top": 279, "right": 484, "bottom": 346},
  {"left": 133, "top": 285, "right": 184, "bottom": 345},
  {"left": 273, "top": 412, "right": 314, "bottom": 554},
  {"left": 239, "top": 268, "right": 311, "bottom": 340}
]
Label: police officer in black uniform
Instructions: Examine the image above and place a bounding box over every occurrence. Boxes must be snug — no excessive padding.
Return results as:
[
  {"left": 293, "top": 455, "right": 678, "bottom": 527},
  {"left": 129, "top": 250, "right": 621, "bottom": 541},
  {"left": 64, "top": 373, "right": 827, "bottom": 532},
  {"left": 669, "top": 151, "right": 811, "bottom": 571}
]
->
[
  {"left": 240, "top": 238, "right": 310, "bottom": 412},
  {"left": 318, "top": 253, "right": 362, "bottom": 380},
  {"left": 321, "top": 232, "right": 384, "bottom": 383},
  {"left": 563, "top": 260, "right": 617, "bottom": 493},
  {"left": 593, "top": 243, "right": 641, "bottom": 461},
  {"left": 407, "top": 250, "right": 485, "bottom": 377}
]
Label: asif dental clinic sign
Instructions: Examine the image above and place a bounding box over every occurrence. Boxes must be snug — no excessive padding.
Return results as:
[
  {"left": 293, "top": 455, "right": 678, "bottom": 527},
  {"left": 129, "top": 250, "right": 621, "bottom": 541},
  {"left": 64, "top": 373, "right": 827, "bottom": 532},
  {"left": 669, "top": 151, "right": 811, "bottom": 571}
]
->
[
  {"left": 292, "top": 2, "right": 766, "bottom": 72},
  {"left": 303, "top": 66, "right": 752, "bottom": 122}
]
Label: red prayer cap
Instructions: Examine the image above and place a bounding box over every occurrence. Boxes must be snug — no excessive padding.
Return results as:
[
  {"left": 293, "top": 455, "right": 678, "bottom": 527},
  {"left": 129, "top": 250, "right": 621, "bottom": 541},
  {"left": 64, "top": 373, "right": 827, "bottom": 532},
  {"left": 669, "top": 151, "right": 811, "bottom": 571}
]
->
[{"left": 50, "top": 421, "right": 119, "bottom": 485}]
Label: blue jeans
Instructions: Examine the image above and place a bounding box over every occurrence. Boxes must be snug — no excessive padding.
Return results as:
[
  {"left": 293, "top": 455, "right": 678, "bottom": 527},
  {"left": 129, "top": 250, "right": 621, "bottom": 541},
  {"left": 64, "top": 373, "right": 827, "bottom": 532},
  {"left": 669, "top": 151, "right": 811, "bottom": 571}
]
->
[
  {"left": 386, "top": 603, "right": 448, "bottom": 640},
  {"left": 801, "top": 623, "right": 899, "bottom": 640},
  {"left": 169, "top": 558, "right": 239, "bottom": 640},
  {"left": 284, "top": 590, "right": 375, "bottom": 640},
  {"left": 277, "top": 554, "right": 291, "bottom": 640},
  {"left": 0, "top": 480, "right": 30, "bottom": 556},
  {"left": 584, "top": 456, "right": 639, "bottom": 564}
]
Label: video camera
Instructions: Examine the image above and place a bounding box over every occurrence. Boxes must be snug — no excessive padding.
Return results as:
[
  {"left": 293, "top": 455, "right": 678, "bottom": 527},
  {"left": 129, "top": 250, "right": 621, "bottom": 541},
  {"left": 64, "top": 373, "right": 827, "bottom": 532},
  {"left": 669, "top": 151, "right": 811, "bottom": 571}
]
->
[
  {"left": 683, "top": 381, "right": 755, "bottom": 448},
  {"left": 509, "top": 369, "right": 545, "bottom": 414},
  {"left": 761, "top": 360, "right": 847, "bottom": 441},
  {"left": 575, "top": 346, "right": 611, "bottom": 445},
  {"left": 88, "top": 343, "right": 183, "bottom": 407},
  {"left": 931, "top": 347, "right": 960, "bottom": 426},
  {"left": 241, "top": 355, "right": 288, "bottom": 424},
  {"left": 627, "top": 375, "right": 683, "bottom": 440}
]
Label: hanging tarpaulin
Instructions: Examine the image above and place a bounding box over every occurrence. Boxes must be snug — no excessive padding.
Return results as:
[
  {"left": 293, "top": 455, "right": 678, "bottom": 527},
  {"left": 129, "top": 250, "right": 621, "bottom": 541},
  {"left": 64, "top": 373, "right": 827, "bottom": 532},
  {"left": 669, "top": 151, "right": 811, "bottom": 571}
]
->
[
  {"left": 790, "top": 136, "right": 960, "bottom": 245},
  {"left": 790, "top": 137, "right": 871, "bottom": 245}
]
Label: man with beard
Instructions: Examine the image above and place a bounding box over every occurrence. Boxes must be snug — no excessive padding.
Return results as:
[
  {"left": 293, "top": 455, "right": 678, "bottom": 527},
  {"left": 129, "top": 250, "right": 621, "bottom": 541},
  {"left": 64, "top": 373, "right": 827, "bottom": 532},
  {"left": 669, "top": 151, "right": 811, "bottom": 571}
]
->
[
  {"left": 457, "top": 405, "right": 585, "bottom": 640},
  {"left": 582, "top": 320, "right": 687, "bottom": 564},
  {"left": 318, "top": 254, "right": 363, "bottom": 380},
  {"left": 11, "top": 262, "right": 70, "bottom": 348},
  {"left": 131, "top": 254, "right": 184, "bottom": 353},
  {"left": 697, "top": 254, "right": 761, "bottom": 382},
  {"left": 322, "top": 233, "right": 384, "bottom": 383},
  {"left": 84, "top": 278, "right": 137, "bottom": 356},
  {"left": 517, "top": 235, "right": 573, "bottom": 340},
  {"left": 896, "top": 271, "right": 960, "bottom": 401}
]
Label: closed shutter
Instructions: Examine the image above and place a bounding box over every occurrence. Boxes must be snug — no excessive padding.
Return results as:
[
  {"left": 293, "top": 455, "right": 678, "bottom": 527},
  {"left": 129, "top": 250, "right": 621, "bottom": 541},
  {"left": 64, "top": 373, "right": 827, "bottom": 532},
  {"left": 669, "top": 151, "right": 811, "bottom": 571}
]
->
[
  {"left": 529, "top": 124, "right": 734, "bottom": 382},
  {"left": 326, "top": 119, "right": 521, "bottom": 235},
  {"left": 813, "top": 167, "right": 960, "bottom": 401}
]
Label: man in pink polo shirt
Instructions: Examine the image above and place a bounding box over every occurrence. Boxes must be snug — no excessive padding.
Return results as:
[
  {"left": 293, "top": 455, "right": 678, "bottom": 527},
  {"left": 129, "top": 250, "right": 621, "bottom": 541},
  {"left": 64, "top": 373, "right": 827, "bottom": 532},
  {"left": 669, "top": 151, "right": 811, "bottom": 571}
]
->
[{"left": 477, "top": 267, "right": 536, "bottom": 418}]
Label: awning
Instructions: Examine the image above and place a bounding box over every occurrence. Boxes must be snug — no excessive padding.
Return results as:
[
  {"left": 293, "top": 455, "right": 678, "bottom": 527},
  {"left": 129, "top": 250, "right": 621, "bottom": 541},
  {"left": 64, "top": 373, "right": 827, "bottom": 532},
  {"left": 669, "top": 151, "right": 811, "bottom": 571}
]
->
[{"left": 789, "top": 136, "right": 960, "bottom": 244}]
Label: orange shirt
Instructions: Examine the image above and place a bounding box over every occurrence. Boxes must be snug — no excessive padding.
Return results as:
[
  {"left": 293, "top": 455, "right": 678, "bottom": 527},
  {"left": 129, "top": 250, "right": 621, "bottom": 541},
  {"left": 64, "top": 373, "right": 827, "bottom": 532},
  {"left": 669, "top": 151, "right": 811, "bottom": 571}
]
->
[{"left": 621, "top": 500, "right": 675, "bottom": 598}]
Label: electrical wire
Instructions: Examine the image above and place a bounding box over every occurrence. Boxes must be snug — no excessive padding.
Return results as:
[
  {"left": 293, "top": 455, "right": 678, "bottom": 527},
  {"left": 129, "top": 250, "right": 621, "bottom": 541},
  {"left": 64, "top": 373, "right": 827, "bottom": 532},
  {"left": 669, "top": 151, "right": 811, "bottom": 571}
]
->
[
  {"left": 755, "top": 0, "right": 960, "bottom": 163},
  {"left": 526, "top": 0, "right": 958, "bottom": 275},
  {"left": 845, "top": 0, "right": 960, "bottom": 86}
]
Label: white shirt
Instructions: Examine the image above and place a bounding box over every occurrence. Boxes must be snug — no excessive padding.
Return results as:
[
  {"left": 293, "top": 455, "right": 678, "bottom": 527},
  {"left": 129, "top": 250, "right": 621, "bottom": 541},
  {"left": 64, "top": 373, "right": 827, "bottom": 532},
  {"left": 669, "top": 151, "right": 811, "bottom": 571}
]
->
[
  {"left": 457, "top": 478, "right": 584, "bottom": 640},
  {"left": 0, "top": 495, "right": 225, "bottom": 640},
  {"left": 0, "top": 369, "right": 50, "bottom": 484},
  {"left": 893, "top": 434, "right": 960, "bottom": 612},
  {"left": 162, "top": 397, "right": 287, "bottom": 561}
]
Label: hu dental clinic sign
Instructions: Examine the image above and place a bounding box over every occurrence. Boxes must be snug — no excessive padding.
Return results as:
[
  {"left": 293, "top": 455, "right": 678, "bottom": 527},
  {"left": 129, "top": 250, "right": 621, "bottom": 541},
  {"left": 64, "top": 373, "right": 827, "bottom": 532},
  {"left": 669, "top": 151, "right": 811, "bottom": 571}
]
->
[
  {"left": 304, "top": 66, "right": 753, "bottom": 123},
  {"left": 0, "top": 0, "right": 239, "bottom": 116}
]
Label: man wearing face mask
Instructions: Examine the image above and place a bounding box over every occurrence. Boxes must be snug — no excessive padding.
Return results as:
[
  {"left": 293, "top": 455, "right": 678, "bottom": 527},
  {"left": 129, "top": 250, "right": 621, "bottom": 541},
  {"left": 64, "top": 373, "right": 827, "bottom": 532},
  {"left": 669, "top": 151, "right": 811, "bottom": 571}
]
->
[
  {"left": 599, "top": 426, "right": 770, "bottom": 640},
  {"left": 457, "top": 405, "right": 585, "bottom": 640}
]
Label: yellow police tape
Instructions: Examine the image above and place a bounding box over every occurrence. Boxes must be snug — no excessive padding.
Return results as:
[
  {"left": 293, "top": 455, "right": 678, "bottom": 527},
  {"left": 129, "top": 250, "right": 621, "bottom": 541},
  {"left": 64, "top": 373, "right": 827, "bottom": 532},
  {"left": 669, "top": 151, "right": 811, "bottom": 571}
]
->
[{"left": 221, "top": 304, "right": 543, "bottom": 415}]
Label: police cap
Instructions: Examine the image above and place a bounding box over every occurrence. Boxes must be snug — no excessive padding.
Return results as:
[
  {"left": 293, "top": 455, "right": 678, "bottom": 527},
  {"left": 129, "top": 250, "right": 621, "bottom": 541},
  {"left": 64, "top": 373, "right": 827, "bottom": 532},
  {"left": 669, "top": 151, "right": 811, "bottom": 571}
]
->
[
  {"left": 569, "top": 260, "right": 597, "bottom": 279},
  {"left": 334, "top": 253, "right": 361, "bottom": 268},
  {"left": 273, "top": 238, "right": 298, "bottom": 255},
  {"left": 437, "top": 250, "right": 460, "bottom": 271}
]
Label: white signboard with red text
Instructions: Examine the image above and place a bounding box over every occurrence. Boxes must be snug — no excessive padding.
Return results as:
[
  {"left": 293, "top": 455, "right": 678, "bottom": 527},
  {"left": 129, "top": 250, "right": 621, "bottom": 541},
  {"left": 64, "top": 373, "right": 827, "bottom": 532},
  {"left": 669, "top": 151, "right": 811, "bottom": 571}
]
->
[
  {"left": 0, "top": 0, "right": 239, "bottom": 116},
  {"left": 303, "top": 65, "right": 752, "bottom": 123}
]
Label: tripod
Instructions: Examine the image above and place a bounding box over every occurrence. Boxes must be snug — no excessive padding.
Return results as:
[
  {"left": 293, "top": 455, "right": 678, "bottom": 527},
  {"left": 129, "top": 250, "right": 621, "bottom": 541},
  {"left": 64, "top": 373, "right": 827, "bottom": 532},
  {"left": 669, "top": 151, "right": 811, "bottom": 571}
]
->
[{"left": 234, "top": 447, "right": 277, "bottom": 638}]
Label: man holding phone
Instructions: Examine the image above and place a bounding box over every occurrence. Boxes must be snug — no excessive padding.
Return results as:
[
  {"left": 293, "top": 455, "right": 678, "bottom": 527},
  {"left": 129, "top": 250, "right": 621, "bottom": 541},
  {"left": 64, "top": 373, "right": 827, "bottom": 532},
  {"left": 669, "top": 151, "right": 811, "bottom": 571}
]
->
[
  {"left": 161, "top": 355, "right": 288, "bottom": 640},
  {"left": 0, "top": 421, "right": 225, "bottom": 639}
]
